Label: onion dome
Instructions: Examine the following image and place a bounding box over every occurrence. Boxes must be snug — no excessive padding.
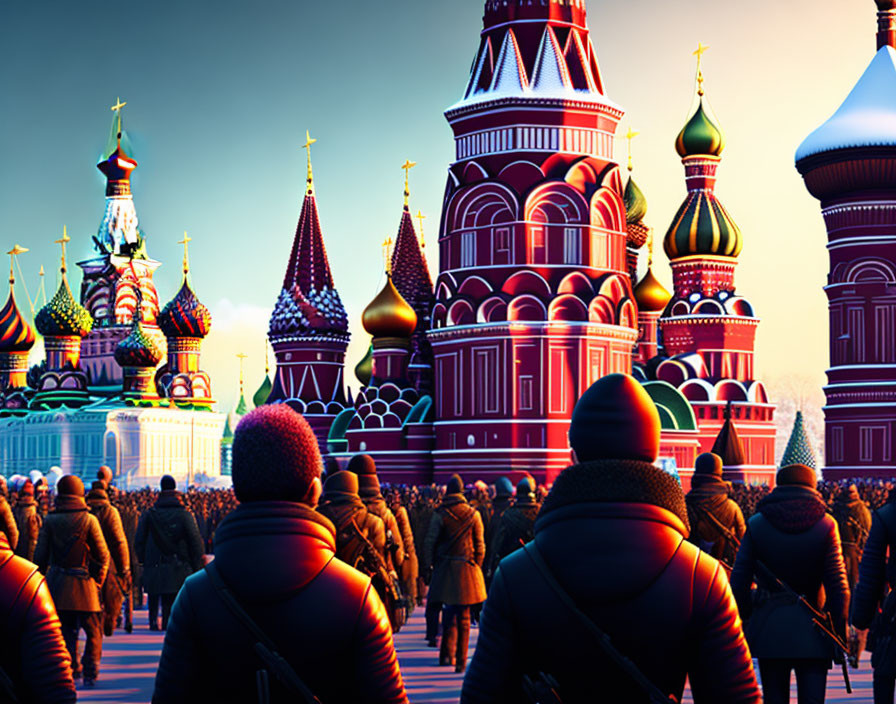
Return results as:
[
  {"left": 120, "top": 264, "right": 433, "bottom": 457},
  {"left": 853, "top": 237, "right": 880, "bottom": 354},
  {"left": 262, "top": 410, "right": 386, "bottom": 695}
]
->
[
  {"left": 0, "top": 290, "right": 35, "bottom": 352},
  {"left": 624, "top": 176, "right": 650, "bottom": 248},
  {"left": 675, "top": 99, "right": 725, "bottom": 158},
  {"left": 252, "top": 374, "right": 272, "bottom": 408},
  {"left": 355, "top": 344, "right": 373, "bottom": 386},
  {"left": 633, "top": 268, "right": 672, "bottom": 313},
  {"left": 362, "top": 274, "right": 417, "bottom": 339},
  {"left": 35, "top": 279, "right": 93, "bottom": 338},
  {"left": 158, "top": 280, "right": 211, "bottom": 339},
  {"left": 663, "top": 192, "right": 742, "bottom": 259},
  {"left": 115, "top": 313, "right": 164, "bottom": 368}
]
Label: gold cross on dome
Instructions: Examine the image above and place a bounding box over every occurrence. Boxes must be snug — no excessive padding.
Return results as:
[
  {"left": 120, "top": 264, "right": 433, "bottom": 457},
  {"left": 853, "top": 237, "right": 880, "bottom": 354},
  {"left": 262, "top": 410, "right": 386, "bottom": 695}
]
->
[
  {"left": 236, "top": 352, "right": 248, "bottom": 392},
  {"left": 401, "top": 160, "right": 417, "bottom": 207},
  {"left": 6, "top": 244, "right": 28, "bottom": 286},
  {"left": 110, "top": 97, "right": 127, "bottom": 140},
  {"left": 178, "top": 232, "right": 192, "bottom": 275},
  {"left": 54, "top": 226, "right": 71, "bottom": 274},
  {"left": 383, "top": 237, "right": 394, "bottom": 275},
  {"left": 624, "top": 128, "right": 640, "bottom": 172},
  {"left": 693, "top": 43, "right": 709, "bottom": 96},
  {"left": 302, "top": 130, "right": 317, "bottom": 190},
  {"left": 415, "top": 210, "right": 426, "bottom": 248}
]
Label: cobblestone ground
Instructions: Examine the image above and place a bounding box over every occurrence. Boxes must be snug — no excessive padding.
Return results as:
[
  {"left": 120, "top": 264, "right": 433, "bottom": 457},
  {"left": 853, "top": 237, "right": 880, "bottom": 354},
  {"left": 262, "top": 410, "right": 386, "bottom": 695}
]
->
[{"left": 76, "top": 606, "right": 874, "bottom": 703}]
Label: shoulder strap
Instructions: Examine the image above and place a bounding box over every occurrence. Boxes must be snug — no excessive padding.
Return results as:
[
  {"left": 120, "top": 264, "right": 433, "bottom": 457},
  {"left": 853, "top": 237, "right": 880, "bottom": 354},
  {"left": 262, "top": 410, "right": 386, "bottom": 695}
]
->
[
  {"left": 523, "top": 543, "right": 678, "bottom": 704},
  {"left": 204, "top": 561, "right": 321, "bottom": 704}
]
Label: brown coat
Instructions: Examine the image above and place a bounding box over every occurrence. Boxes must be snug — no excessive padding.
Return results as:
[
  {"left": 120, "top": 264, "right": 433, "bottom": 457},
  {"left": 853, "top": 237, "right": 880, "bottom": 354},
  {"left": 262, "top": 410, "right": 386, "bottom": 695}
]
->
[
  {"left": 0, "top": 494, "right": 18, "bottom": 552},
  {"left": 393, "top": 504, "right": 418, "bottom": 597},
  {"left": 34, "top": 495, "right": 110, "bottom": 613},
  {"left": 318, "top": 496, "right": 387, "bottom": 568},
  {"left": 365, "top": 497, "right": 405, "bottom": 570},
  {"left": 87, "top": 492, "right": 129, "bottom": 577},
  {"left": 686, "top": 476, "right": 746, "bottom": 571},
  {"left": 423, "top": 494, "right": 486, "bottom": 606},
  {"left": 13, "top": 497, "right": 40, "bottom": 561}
]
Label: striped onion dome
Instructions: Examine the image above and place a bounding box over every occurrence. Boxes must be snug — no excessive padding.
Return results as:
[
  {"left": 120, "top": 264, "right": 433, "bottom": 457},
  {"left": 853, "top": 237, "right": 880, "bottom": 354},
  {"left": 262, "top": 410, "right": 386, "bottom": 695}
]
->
[
  {"left": 663, "top": 191, "right": 742, "bottom": 259},
  {"left": 158, "top": 279, "right": 211, "bottom": 339},
  {"left": 0, "top": 289, "right": 35, "bottom": 352}
]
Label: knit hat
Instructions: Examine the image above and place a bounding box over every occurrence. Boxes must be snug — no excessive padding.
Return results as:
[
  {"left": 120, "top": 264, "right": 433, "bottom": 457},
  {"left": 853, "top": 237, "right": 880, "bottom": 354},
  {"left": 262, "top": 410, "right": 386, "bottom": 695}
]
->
[
  {"left": 694, "top": 453, "right": 724, "bottom": 476},
  {"left": 19, "top": 480, "right": 34, "bottom": 497},
  {"left": 160, "top": 475, "right": 176, "bottom": 491},
  {"left": 777, "top": 464, "right": 816, "bottom": 489},
  {"left": 324, "top": 471, "right": 359, "bottom": 497},
  {"left": 348, "top": 454, "right": 380, "bottom": 497},
  {"left": 57, "top": 475, "right": 84, "bottom": 497},
  {"left": 97, "top": 466, "right": 113, "bottom": 486},
  {"left": 447, "top": 474, "right": 464, "bottom": 495},
  {"left": 232, "top": 405, "right": 323, "bottom": 503},
  {"left": 494, "top": 476, "right": 514, "bottom": 498},
  {"left": 568, "top": 374, "right": 660, "bottom": 463}
]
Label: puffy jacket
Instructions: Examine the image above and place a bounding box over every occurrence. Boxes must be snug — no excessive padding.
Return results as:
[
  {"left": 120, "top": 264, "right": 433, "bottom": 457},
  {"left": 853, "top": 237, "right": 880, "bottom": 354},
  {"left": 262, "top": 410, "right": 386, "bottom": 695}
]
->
[
  {"left": 152, "top": 501, "right": 408, "bottom": 704},
  {"left": 0, "top": 533, "right": 76, "bottom": 703},
  {"left": 730, "top": 484, "right": 850, "bottom": 659},
  {"left": 852, "top": 499, "right": 896, "bottom": 630},
  {"left": 461, "top": 460, "right": 760, "bottom": 704},
  {"left": 135, "top": 491, "right": 204, "bottom": 595},
  {"left": 33, "top": 495, "right": 109, "bottom": 613}
]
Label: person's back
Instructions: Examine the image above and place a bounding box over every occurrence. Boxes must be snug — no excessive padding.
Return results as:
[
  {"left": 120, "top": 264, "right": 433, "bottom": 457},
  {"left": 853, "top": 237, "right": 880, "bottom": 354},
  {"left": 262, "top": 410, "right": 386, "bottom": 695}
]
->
[
  {"left": 0, "top": 532, "right": 76, "bottom": 704},
  {"left": 488, "top": 478, "right": 539, "bottom": 573},
  {"left": 462, "top": 374, "right": 759, "bottom": 703},
  {"left": 686, "top": 453, "right": 746, "bottom": 571},
  {"left": 317, "top": 470, "right": 387, "bottom": 568},
  {"left": 14, "top": 483, "right": 40, "bottom": 561},
  {"left": 152, "top": 404, "right": 407, "bottom": 704},
  {"left": 831, "top": 484, "right": 872, "bottom": 590},
  {"left": 87, "top": 482, "right": 130, "bottom": 636}
]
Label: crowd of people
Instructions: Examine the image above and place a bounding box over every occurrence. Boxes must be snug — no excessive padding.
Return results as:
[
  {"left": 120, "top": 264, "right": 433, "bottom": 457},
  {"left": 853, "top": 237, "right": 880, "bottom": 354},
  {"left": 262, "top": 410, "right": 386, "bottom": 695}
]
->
[{"left": 2, "top": 374, "right": 896, "bottom": 702}]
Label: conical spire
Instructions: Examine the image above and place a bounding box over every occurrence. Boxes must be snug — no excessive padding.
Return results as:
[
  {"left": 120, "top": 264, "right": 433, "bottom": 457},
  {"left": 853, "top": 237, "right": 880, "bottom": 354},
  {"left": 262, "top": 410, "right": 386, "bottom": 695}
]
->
[
  {"left": 390, "top": 164, "right": 434, "bottom": 329},
  {"left": 780, "top": 410, "right": 817, "bottom": 469},
  {"left": 711, "top": 402, "right": 747, "bottom": 467}
]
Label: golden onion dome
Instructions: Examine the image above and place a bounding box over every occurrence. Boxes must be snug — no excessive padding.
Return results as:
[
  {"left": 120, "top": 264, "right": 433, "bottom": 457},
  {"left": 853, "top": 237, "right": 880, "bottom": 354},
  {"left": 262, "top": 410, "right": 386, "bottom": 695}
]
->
[
  {"left": 675, "top": 98, "right": 725, "bottom": 158},
  {"left": 634, "top": 267, "right": 672, "bottom": 313},
  {"left": 362, "top": 274, "right": 417, "bottom": 339}
]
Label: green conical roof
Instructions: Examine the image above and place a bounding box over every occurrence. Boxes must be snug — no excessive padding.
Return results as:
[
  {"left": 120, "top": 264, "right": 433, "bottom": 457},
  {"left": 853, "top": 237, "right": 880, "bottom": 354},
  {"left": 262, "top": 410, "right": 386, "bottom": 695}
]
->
[
  {"left": 235, "top": 392, "right": 248, "bottom": 417},
  {"left": 781, "top": 411, "right": 816, "bottom": 470},
  {"left": 252, "top": 374, "right": 272, "bottom": 408},
  {"left": 222, "top": 415, "right": 233, "bottom": 443}
]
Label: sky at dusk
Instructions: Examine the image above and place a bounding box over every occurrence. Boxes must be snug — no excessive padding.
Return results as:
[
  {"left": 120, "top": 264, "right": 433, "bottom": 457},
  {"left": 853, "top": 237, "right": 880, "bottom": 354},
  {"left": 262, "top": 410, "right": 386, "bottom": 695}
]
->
[{"left": 0, "top": 0, "right": 876, "bottom": 423}]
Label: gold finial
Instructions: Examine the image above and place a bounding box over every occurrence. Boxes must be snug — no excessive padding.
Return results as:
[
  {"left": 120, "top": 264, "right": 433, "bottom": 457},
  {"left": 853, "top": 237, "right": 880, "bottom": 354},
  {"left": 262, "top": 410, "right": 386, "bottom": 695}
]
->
[
  {"left": 54, "top": 226, "right": 71, "bottom": 275},
  {"left": 178, "top": 232, "right": 192, "bottom": 276},
  {"left": 647, "top": 228, "right": 654, "bottom": 267},
  {"left": 110, "top": 97, "right": 127, "bottom": 143},
  {"left": 693, "top": 43, "right": 709, "bottom": 97},
  {"left": 236, "top": 352, "right": 248, "bottom": 395},
  {"left": 382, "top": 237, "right": 394, "bottom": 275},
  {"left": 302, "top": 130, "right": 317, "bottom": 194},
  {"left": 401, "top": 160, "right": 417, "bottom": 208},
  {"left": 624, "top": 128, "right": 640, "bottom": 172},
  {"left": 263, "top": 340, "right": 269, "bottom": 375},
  {"left": 415, "top": 210, "right": 426, "bottom": 249},
  {"left": 6, "top": 245, "right": 27, "bottom": 286}
]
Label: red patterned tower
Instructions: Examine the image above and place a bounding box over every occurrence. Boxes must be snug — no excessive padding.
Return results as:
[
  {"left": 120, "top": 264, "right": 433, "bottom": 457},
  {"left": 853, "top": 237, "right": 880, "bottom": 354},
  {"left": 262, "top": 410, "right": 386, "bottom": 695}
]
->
[
  {"left": 267, "top": 133, "right": 350, "bottom": 448},
  {"left": 431, "top": 0, "right": 638, "bottom": 483},
  {"left": 652, "top": 47, "right": 776, "bottom": 483},
  {"left": 796, "top": 1, "right": 896, "bottom": 478},
  {"left": 0, "top": 245, "right": 36, "bottom": 411},
  {"left": 390, "top": 163, "right": 435, "bottom": 393}
]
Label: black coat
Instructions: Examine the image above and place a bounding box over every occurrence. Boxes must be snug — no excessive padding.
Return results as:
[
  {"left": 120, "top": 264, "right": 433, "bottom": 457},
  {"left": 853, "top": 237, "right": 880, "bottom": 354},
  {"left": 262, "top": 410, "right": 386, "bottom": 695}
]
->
[
  {"left": 730, "top": 485, "right": 850, "bottom": 659},
  {"left": 852, "top": 499, "right": 896, "bottom": 630},
  {"left": 135, "top": 491, "right": 204, "bottom": 595},
  {"left": 462, "top": 460, "right": 760, "bottom": 704},
  {"left": 151, "top": 501, "right": 408, "bottom": 704}
]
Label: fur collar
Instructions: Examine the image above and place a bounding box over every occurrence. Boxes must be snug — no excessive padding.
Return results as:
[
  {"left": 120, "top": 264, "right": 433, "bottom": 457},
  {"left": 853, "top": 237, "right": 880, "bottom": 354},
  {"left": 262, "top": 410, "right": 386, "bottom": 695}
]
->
[
  {"left": 758, "top": 485, "right": 827, "bottom": 533},
  {"left": 539, "top": 459, "right": 689, "bottom": 531}
]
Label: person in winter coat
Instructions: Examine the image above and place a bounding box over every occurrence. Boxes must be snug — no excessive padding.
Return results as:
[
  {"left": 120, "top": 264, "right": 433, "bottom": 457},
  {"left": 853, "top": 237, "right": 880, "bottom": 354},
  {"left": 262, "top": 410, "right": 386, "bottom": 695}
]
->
[
  {"left": 730, "top": 464, "right": 850, "bottom": 704},
  {"left": 462, "top": 373, "right": 761, "bottom": 704},
  {"left": 13, "top": 480, "right": 41, "bottom": 561},
  {"left": 388, "top": 491, "right": 419, "bottom": 610},
  {"left": 685, "top": 452, "right": 746, "bottom": 573},
  {"left": 317, "top": 470, "right": 387, "bottom": 570},
  {"left": 33, "top": 475, "right": 110, "bottom": 688},
  {"left": 118, "top": 495, "right": 140, "bottom": 628},
  {"left": 135, "top": 476, "right": 204, "bottom": 631},
  {"left": 487, "top": 477, "right": 539, "bottom": 575},
  {"left": 484, "top": 476, "right": 514, "bottom": 586},
  {"left": 851, "top": 486, "right": 896, "bottom": 702},
  {"left": 0, "top": 476, "right": 19, "bottom": 551},
  {"left": 86, "top": 481, "right": 130, "bottom": 636},
  {"left": 0, "top": 530, "right": 76, "bottom": 703},
  {"left": 151, "top": 404, "right": 409, "bottom": 704},
  {"left": 351, "top": 454, "right": 405, "bottom": 572},
  {"left": 423, "top": 473, "right": 487, "bottom": 674},
  {"left": 832, "top": 484, "right": 872, "bottom": 591}
]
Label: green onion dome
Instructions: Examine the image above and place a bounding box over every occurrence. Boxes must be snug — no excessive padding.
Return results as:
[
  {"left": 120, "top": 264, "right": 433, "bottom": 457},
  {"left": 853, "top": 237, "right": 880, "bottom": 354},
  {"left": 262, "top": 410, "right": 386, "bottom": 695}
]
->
[
  {"left": 35, "top": 278, "right": 93, "bottom": 338},
  {"left": 0, "top": 290, "right": 36, "bottom": 352},
  {"left": 675, "top": 99, "right": 725, "bottom": 158},
  {"left": 158, "top": 279, "right": 212, "bottom": 339},
  {"left": 115, "top": 314, "right": 164, "bottom": 368},
  {"left": 663, "top": 192, "right": 742, "bottom": 259},
  {"left": 624, "top": 177, "right": 648, "bottom": 224},
  {"left": 252, "top": 374, "right": 272, "bottom": 408},
  {"left": 355, "top": 344, "right": 373, "bottom": 386}
]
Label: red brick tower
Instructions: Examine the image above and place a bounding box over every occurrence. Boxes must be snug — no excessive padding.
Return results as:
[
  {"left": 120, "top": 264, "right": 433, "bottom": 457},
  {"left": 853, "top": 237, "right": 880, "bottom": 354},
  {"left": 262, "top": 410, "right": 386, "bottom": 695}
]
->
[
  {"left": 267, "top": 134, "right": 350, "bottom": 448},
  {"left": 431, "top": 0, "right": 638, "bottom": 483},
  {"left": 796, "top": 1, "right": 896, "bottom": 478}
]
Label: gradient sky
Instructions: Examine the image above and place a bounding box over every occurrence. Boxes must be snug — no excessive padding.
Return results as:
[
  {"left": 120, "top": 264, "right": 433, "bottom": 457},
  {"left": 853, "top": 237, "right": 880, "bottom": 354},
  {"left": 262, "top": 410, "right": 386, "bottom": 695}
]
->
[{"left": 0, "top": 0, "right": 876, "bottom": 419}]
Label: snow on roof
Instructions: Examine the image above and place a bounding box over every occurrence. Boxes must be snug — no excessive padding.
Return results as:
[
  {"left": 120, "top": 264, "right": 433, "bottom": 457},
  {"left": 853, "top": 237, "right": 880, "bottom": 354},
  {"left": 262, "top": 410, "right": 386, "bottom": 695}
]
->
[{"left": 796, "top": 46, "right": 896, "bottom": 161}]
